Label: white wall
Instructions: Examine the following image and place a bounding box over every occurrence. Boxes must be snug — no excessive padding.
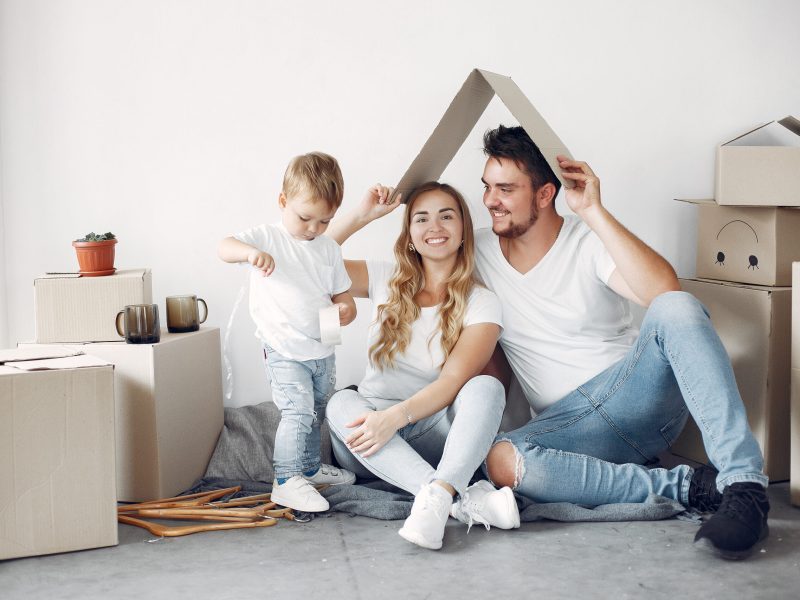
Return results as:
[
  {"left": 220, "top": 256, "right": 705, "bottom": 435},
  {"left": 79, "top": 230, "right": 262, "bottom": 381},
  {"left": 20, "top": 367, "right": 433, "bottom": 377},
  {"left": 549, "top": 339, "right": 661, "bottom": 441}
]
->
[{"left": 1, "top": 0, "right": 799, "bottom": 406}]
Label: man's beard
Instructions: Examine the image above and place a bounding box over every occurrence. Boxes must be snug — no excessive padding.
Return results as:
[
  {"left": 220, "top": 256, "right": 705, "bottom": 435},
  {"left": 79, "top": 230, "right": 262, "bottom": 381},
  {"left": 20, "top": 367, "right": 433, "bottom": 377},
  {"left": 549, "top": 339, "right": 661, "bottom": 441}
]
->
[{"left": 493, "top": 208, "right": 538, "bottom": 239}]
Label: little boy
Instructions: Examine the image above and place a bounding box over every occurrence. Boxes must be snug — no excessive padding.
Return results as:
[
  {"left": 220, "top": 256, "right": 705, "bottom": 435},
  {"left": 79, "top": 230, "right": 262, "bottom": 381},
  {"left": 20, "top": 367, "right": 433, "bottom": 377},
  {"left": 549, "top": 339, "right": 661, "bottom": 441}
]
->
[{"left": 218, "top": 151, "right": 357, "bottom": 512}]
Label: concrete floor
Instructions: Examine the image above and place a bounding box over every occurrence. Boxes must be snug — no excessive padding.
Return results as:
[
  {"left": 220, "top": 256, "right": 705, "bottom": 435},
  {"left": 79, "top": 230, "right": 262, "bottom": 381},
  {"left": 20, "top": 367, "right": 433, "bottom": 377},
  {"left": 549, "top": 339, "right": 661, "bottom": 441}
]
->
[{"left": 2, "top": 483, "right": 799, "bottom": 600}]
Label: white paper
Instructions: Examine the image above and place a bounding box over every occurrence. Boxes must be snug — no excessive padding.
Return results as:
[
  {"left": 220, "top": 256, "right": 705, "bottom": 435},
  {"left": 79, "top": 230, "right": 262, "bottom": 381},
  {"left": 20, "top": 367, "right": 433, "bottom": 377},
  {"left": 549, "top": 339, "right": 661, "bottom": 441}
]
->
[{"left": 319, "top": 305, "right": 342, "bottom": 345}]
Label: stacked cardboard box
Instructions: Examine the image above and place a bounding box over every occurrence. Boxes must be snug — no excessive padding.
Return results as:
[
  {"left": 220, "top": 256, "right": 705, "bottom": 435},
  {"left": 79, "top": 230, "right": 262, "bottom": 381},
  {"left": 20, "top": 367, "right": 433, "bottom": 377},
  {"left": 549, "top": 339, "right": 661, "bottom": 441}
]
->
[
  {"left": 673, "top": 117, "right": 800, "bottom": 481},
  {"left": 792, "top": 262, "right": 800, "bottom": 506},
  {"left": 0, "top": 349, "right": 117, "bottom": 560},
  {"left": 22, "top": 329, "right": 224, "bottom": 502}
]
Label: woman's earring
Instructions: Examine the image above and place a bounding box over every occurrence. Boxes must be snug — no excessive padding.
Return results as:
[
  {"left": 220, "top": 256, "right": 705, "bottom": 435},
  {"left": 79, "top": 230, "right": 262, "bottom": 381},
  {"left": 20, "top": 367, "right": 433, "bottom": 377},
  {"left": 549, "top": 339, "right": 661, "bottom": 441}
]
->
[
  {"left": 408, "top": 243, "right": 416, "bottom": 252},
  {"left": 460, "top": 240, "right": 464, "bottom": 247}
]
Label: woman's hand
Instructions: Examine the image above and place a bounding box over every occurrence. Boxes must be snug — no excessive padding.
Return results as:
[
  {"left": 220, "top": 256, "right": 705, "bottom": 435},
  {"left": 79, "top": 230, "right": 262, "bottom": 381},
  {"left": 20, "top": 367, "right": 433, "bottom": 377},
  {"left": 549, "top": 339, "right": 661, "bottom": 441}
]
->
[
  {"left": 345, "top": 408, "right": 404, "bottom": 458},
  {"left": 356, "top": 184, "right": 403, "bottom": 224}
]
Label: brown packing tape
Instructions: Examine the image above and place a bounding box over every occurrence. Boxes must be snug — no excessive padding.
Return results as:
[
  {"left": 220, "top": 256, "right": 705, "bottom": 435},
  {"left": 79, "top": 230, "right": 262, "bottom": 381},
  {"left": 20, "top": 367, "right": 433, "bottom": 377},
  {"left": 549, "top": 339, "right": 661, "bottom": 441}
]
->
[{"left": 394, "top": 68, "right": 574, "bottom": 201}]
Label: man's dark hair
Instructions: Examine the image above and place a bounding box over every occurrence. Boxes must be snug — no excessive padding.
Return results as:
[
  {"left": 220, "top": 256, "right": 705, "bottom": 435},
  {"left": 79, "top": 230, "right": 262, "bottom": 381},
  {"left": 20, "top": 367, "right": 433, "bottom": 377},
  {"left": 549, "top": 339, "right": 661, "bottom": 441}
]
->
[{"left": 482, "top": 125, "right": 561, "bottom": 196}]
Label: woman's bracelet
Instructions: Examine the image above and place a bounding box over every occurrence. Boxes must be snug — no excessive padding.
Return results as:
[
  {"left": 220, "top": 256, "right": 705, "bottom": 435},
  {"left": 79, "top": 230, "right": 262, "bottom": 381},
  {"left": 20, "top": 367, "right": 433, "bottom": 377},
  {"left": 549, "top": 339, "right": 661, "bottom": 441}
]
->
[{"left": 400, "top": 403, "right": 413, "bottom": 426}]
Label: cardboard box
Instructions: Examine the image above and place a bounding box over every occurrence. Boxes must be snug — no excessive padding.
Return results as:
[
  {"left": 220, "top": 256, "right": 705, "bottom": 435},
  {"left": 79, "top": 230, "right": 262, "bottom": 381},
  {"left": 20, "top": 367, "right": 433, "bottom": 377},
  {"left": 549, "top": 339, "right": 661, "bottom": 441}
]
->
[
  {"left": 671, "top": 279, "right": 791, "bottom": 481},
  {"left": 716, "top": 116, "right": 800, "bottom": 206},
  {"left": 21, "top": 328, "right": 224, "bottom": 502},
  {"left": 0, "top": 352, "right": 117, "bottom": 560},
  {"left": 394, "top": 68, "right": 574, "bottom": 199},
  {"left": 791, "top": 263, "right": 799, "bottom": 505},
  {"left": 678, "top": 199, "right": 800, "bottom": 286},
  {"left": 34, "top": 269, "right": 153, "bottom": 343}
]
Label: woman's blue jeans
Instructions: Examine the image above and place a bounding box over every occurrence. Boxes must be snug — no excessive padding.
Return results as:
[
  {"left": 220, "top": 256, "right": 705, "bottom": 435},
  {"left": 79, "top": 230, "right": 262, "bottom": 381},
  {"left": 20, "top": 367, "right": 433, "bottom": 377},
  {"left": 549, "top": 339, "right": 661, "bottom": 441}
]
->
[
  {"left": 264, "top": 346, "right": 336, "bottom": 481},
  {"left": 491, "top": 291, "right": 768, "bottom": 506},
  {"left": 326, "top": 375, "right": 506, "bottom": 497}
]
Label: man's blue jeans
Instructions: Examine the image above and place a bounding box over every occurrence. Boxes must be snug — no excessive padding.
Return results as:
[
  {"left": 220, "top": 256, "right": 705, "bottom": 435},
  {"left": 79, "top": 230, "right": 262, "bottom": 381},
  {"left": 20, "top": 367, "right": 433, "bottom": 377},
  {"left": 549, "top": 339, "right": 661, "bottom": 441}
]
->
[
  {"left": 263, "top": 345, "right": 336, "bottom": 481},
  {"left": 490, "top": 291, "right": 768, "bottom": 506}
]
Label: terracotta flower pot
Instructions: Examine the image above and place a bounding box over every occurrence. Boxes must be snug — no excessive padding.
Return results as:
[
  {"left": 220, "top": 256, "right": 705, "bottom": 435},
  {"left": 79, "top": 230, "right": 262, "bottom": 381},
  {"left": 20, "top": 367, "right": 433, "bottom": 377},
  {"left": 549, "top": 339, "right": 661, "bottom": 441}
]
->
[{"left": 72, "top": 239, "right": 117, "bottom": 276}]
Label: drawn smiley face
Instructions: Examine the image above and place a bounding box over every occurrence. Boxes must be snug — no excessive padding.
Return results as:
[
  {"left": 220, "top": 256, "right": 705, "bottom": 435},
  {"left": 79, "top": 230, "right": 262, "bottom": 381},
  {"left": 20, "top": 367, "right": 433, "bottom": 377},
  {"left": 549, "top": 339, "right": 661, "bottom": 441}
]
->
[{"left": 715, "top": 219, "right": 759, "bottom": 270}]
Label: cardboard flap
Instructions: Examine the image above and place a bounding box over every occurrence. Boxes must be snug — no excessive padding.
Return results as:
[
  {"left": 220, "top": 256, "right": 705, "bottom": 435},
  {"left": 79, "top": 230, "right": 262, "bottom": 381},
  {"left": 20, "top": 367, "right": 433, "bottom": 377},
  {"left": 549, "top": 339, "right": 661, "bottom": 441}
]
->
[
  {"left": 0, "top": 346, "right": 83, "bottom": 363},
  {"left": 778, "top": 115, "right": 800, "bottom": 136},
  {"left": 3, "top": 354, "right": 111, "bottom": 371},
  {"left": 394, "top": 68, "right": 573, "bottom": 200},
  {"left": 675, "top": 198, "right": 716, "bottom": 206}
]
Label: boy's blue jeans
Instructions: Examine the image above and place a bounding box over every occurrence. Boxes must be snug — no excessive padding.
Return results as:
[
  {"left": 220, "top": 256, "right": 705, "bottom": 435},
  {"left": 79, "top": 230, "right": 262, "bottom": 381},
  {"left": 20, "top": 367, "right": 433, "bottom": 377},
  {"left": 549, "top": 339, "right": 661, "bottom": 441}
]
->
[
  {"left": 490, "top": 291, "right": 768, "bottom": 506},
  {"left": 263, "top": 345, "right": 336, "bottom": 482}
]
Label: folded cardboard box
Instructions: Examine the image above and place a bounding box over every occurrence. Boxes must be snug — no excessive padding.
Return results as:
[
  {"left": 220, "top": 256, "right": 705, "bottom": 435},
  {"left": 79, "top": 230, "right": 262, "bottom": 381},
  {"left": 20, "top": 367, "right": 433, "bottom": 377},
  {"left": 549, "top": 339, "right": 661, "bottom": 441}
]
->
[
  {"left": 0, "top": 351, "right": 117, "bottom": 560},
  {"left": 677, "top": 199, "right": 800, "bottom": 286},
  {"left": 22, "top": 327, "right": 224, "bottom": 502},
  {"left": 672, "top": 279, "right": 791, "bottom": 481},
  {"left": 716, "top": 116, "right": 800, "bottom": 206},
  {"left": 34, "top": 268, "right": 152, "bottom": 343},
  {"left": 394, "top": 68, "right": 574, "bottom": 199}
]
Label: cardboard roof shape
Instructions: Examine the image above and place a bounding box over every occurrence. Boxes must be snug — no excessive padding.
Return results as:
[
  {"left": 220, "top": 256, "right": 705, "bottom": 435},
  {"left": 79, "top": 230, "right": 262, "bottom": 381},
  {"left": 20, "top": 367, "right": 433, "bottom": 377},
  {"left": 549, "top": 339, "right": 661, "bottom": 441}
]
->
[{"left": 395, "top": 69, "right": 574, "bottom": 200}]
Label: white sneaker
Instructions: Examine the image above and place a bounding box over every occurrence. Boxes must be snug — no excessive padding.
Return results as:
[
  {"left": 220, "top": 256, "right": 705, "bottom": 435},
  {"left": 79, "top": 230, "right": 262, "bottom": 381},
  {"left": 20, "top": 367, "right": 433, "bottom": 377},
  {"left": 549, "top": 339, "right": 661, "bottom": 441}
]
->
[
  {"left": 451, "top": 480, "right": 520, "bottom": 531},
  {"left": 398, "top": 483, "right": 453, "bottom": 550},
  {"left": 271, "top": 476, "right": 329, "bottom": 512},
  {"left": 303, "top": 464, "right": 356, "bottom": 486}
]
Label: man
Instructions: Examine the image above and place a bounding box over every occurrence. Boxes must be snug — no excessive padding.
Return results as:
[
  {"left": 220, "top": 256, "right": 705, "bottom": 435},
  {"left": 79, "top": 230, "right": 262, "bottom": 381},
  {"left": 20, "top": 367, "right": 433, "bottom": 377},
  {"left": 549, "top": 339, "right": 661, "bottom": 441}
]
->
[{"left": 475, "top": 125, "right": 769, "bottom": 560}]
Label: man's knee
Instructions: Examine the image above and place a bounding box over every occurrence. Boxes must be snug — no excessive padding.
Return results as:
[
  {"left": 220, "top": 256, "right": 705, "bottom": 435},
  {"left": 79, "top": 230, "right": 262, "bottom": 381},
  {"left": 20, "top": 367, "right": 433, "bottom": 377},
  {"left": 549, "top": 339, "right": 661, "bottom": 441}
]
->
[
  {"left": 486, "top": 440, "right": 520, "bottom": 489},
  {"left": 646, "top": 290, "right": 708, "bottom": 327}
]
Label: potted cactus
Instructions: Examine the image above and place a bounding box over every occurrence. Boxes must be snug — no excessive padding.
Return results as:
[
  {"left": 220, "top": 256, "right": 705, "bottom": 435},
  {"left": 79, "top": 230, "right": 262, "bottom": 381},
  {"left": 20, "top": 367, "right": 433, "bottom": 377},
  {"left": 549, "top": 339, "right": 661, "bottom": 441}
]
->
[{"left": 72, "top": 232, "right": 117, "bottom": 276}]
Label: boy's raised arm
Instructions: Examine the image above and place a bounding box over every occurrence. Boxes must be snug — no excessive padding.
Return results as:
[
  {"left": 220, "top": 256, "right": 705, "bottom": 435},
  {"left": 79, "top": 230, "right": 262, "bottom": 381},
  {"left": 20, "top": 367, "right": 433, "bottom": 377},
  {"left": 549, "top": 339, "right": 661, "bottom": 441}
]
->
[{"left": 218, "top": 236, "right": 275, "bottom": 276}]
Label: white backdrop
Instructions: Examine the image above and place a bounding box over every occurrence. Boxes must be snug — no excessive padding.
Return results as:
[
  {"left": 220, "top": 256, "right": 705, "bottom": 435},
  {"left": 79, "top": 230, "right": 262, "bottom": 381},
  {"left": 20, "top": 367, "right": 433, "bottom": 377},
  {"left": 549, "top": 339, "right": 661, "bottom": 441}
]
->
[{"left": 1, "top": 0, "right": 799, "bottom": 407}]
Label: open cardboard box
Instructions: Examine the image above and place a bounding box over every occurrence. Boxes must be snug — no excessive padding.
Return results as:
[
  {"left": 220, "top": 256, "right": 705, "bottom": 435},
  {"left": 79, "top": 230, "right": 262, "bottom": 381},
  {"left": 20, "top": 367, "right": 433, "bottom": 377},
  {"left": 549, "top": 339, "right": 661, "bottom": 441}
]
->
[
  {"left": 676, "top": 199, "right": 800, "bottom": 286},
  {"left": 394, "top": 68, "right": 573, "bottom": 199},
  {"left": 0, "top": 349, "right": 118, "bottom": 560},
  {"left": 716, "top": 116, "right": 800, "bottom": 206}
]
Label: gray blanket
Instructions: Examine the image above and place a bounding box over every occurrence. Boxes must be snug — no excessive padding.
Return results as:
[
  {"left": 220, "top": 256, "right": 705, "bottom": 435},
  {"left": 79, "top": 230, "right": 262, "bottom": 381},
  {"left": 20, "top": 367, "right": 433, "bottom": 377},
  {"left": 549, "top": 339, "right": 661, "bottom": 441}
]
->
[{"left": 195, "top": 401, "right": 686, "bottom": 523}]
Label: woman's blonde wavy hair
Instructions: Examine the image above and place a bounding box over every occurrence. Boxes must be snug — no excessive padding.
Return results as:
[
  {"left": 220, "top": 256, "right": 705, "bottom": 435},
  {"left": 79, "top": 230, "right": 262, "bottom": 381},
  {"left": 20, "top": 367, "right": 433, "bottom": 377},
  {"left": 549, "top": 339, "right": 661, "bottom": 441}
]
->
[{"left": 369, "top": 182, "right": 477, "bottom": 370}]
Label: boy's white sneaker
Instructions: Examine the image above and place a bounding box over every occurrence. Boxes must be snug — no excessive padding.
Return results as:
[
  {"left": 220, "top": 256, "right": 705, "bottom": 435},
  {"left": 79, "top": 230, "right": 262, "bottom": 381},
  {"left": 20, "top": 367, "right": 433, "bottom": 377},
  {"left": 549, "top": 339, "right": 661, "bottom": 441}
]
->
[
  {"left": 451, "top": 480, "right": 520, "bottom": 531},
  {"left": 398, "top": 483, "right": 453, "bottom": 550},
  {"left": 271, "top": 476, "right": 330, "bottom": 512},
  {"left": 303, "top": 464, "right": 356, "bottom": 486}
]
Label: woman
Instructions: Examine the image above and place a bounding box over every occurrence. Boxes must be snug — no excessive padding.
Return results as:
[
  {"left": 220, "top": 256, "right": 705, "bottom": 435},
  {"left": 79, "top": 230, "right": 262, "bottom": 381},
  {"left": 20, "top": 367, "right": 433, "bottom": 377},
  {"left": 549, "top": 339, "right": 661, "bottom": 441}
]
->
[{"left": 326, "top": 181, "right": 519, "bottom": 550}]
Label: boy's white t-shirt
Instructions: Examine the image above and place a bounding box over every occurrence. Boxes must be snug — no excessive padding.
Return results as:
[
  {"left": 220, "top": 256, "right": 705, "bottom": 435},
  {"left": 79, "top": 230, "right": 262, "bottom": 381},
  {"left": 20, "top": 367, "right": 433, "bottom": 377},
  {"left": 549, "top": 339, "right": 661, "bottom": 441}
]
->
[
  {"left": 358, "top": 260, "right": 503, "bottom": 401},
  {"left": 474, "top": 215, "right": 638, "bottom": 414},
  {"left": 234, "top": 222, "right": 352, "bottom": 361}
]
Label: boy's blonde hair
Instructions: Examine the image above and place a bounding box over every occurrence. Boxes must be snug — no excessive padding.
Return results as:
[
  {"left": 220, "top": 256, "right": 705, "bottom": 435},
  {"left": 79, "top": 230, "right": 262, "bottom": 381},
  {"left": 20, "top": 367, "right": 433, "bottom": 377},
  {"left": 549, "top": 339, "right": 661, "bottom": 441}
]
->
[{"left": 282, "top": 152, "right": 344, "bottom": 209}]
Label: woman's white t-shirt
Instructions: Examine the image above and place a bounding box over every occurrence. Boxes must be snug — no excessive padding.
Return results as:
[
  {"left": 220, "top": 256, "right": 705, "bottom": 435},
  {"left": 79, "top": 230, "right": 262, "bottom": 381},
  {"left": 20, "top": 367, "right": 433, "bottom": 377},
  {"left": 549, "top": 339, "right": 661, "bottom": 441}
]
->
[{"left": 357, "top": 260, "right": 503, "bottom": 401}]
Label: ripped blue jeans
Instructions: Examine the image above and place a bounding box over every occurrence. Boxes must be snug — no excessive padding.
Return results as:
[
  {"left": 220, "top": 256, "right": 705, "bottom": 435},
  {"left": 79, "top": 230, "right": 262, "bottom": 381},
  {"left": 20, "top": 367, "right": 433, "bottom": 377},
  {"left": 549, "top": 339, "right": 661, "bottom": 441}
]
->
[
  {"left": 264, "top": 345, "right": 336, "bottom": 482},
  {"left": 490, "top": 291, "right": 768, "bottom": 506}
]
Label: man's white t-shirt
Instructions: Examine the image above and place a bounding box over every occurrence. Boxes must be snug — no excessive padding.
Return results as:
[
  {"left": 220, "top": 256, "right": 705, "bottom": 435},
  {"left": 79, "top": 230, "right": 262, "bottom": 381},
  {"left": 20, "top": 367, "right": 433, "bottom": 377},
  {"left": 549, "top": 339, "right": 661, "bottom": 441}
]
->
[
  {"left": 474, "top": 215, "right": 638, "bottom": 414},
  {"left": 234, "top": 222, "right": 351, "bottom": 361},
  {"left": 358, "top": 260, "right": 503, "bottom": 401}
]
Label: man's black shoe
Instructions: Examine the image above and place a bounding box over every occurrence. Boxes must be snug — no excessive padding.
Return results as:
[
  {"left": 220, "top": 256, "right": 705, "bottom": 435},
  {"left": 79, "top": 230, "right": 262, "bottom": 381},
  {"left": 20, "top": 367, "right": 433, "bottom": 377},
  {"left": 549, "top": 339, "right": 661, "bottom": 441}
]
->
[
  {"left": 687, "top": 465, "right": 722, "bottom": 512},
  {"left": 694, "top": 482, "right": 769, "bottom": 560}
]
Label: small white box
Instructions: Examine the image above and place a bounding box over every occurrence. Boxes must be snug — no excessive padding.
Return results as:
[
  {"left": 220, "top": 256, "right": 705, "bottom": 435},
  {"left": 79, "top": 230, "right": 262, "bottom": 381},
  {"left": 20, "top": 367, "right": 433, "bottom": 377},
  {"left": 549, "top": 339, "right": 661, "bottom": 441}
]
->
[
  {"left": 0, "top": 354, "right": 117, "bottom": 560},
  {"left": 34, "top": 269, "right": 152, "bottom": 343},
  {"left": 22, "top": 328, "right": 224, "bottom": 502}
]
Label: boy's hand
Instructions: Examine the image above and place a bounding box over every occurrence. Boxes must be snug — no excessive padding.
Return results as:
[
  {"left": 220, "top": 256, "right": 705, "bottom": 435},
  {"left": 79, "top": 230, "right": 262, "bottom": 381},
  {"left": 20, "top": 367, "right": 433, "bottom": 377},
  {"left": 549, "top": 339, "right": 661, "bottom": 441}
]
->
[
  {"left": 337, "top": 302, "right": 356, "bottom": 326},
  {"left": 247, "top": 250, "right": 275, "bottom": 277},
  {"left": 357, "top": 184, "right": 403, "bottom": 223}
]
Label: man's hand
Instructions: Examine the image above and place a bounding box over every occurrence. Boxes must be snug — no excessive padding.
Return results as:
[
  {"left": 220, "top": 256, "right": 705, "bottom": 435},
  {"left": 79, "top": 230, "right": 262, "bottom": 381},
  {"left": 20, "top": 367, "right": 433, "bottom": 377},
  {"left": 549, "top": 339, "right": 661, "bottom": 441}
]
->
[
  {"left": 247, "top": 250, "right": 275, "bottom": 277},
  {"left": 558, "top": 155, "right": 603, "bottom": 218}
]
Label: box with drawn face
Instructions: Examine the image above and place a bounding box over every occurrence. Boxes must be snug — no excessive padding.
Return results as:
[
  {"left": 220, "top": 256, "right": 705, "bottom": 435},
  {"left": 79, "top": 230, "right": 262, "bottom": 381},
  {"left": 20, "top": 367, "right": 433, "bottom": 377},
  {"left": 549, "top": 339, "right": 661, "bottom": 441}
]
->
[{"left": 679, "top": 200, "right": 800, "bottom": 286}]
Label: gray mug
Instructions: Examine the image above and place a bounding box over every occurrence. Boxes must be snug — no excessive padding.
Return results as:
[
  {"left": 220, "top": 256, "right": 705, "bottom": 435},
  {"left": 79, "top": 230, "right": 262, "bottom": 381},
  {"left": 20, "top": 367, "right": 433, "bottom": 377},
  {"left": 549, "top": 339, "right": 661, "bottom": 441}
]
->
[
  {"left": 166, "top": 295, "right": 208, "bottom": 333},
  {"left": 115, "top": 304, "right": 161, "bottom": 344}
]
